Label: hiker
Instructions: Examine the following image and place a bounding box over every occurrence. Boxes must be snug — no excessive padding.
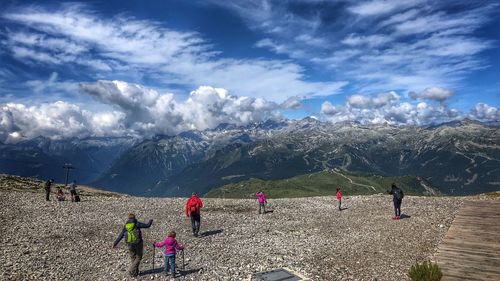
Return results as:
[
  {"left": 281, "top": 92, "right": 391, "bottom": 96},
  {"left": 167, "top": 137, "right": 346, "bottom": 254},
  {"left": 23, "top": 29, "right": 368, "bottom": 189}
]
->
[
  {"left": 185, "top": 193, "right": 203, "bottom": 237},
  {"left": 336, "top": 188, "right": 342, "bottom": 211},
  {"left": 387, "top": 183, "right": 404, "bottom": 220},
  {"left": 113, "top": 213, "right": 153, "bottom": 277},
  {"left": 69, "top": 180, "right": 78, "bottom": 202},
  {"left": 44, "top": 179, "right": 54, "bottom": 201},
  {"left": 56, "top": 188, "right": 65, "bottom": 201},
  {"left": 154, "top": 231, "right": 184, "bottom": 278},
  {"left": 255, "top": 191, "right": 267, "bottom": 214}
]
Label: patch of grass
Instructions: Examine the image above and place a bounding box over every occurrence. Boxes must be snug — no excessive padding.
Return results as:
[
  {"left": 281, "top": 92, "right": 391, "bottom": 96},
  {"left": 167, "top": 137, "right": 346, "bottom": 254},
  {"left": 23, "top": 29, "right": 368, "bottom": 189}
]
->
[
  {"left": 483, "top": 191, "right": 500, "bottom": 199},
  {"left": 408, "top": 260, "right": 442, "bottom": 281},
  {"left": 206, "top": 170, "right": 440, "bottom": 199}
]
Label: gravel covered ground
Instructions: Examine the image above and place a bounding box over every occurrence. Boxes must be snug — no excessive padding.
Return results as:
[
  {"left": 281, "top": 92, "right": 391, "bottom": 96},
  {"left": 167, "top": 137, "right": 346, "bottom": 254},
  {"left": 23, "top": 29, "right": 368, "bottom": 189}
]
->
[{"left": 1, "top": 182, "right": 464, "bottom": 281}]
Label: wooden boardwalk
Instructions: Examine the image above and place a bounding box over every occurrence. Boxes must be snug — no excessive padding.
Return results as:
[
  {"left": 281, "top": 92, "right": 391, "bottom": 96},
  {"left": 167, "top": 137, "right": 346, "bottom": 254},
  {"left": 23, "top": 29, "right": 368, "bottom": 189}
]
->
[{"left": 435, "top": 200, "right": 500, "bottom": 281}]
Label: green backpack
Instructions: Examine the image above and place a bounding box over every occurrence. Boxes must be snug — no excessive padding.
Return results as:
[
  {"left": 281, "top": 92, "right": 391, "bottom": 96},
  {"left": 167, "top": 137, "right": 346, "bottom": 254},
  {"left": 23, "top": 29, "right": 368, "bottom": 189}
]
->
[{"left": 125, "top": 222, "right": 137, "bottom": 244}]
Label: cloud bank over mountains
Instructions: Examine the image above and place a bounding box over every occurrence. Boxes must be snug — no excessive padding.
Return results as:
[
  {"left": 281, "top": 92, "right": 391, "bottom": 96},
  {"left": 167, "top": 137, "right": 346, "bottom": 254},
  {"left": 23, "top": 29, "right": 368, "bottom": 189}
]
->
[
  {"left": 1, "top": 81, "right": 498, "bottom": 143},
  {"left": 1, "top": 81, "right": 281, "bottom": 142}
]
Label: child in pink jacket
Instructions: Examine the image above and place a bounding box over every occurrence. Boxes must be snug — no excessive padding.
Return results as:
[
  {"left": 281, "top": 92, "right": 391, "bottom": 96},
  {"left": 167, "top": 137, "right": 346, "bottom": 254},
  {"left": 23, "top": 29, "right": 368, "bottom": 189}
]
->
[
  {"left": 336, "top": 188, "right": 342, "bottom": 211},
  {"left": 255, "top": 191, "right": 267, "bottom": 214},
  {"left": 154, "top": 231, "right": 184, "bottom": 277}
]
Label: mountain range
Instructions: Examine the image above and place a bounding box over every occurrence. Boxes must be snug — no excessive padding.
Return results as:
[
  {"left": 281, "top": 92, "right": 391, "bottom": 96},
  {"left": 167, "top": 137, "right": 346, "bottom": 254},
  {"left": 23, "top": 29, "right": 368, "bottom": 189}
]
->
[{"left": 1, "top": 118, "right": 498, "bottom": 196}]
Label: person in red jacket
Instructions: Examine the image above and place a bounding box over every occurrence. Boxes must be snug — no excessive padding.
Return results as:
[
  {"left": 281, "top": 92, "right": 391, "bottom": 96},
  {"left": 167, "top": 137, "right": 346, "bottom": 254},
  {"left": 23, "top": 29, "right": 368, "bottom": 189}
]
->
[
  {"left": 185, "top": 192, "right": 203, "bottom": 237},
  {"left": 336, "top": 188, "right": 342, "bottom": 211}
]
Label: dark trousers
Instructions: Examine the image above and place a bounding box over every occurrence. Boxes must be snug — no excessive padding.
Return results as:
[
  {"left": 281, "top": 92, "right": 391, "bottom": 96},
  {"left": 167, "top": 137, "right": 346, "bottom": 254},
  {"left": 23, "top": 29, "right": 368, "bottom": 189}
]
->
[
  {"left": 259, "top": 203, "right": 266, "bottom": 214},
  {"left": 128, "top": 241, "right": 143, "bottom": 276},
  {"left": 190, "top": 213, "right": 201, "bottom": 235},
  {"left": 70, "top": 190, "right": 77, "bottom": 201},
  {"left": 394, "top": 200, "right": 402, "bottom": 217},
  {"left": 45, "top": 189, "right": 50, "bottom": 201}
]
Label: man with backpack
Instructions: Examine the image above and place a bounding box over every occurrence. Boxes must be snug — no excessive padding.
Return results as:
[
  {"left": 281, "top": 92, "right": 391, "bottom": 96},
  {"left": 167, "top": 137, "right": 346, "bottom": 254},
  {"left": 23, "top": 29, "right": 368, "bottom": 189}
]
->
[
  {"left": 387, "top": 183, "right": 404, "bottom": 220},
  {"left": 44, "top": 179, "right": 54, "bottom": 201},
  {"left": 186, "top": 193, "right": 203, "bottom": 237},
  {"left": 113, "top": 213, "right": 153, "bottom": 277}
]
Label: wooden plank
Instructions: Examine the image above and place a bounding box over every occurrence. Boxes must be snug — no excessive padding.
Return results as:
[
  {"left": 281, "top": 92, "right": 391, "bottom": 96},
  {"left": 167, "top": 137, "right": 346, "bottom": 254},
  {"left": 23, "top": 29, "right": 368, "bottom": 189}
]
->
[
  {"left": 435, "top": 200, "right": 500, "bottom": 281},
  {"left": 437, "top": 256, "right": 500, "bottom": 271},
  {"left": 438, "top": 240, "right": 500, "bottom": 251}
]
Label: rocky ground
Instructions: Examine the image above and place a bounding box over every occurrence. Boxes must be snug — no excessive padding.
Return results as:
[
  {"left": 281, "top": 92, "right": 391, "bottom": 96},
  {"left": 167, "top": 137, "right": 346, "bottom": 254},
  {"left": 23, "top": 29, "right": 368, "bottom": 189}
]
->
[{"left": 0, "top": 175, "right": 466, "bottom": 281}]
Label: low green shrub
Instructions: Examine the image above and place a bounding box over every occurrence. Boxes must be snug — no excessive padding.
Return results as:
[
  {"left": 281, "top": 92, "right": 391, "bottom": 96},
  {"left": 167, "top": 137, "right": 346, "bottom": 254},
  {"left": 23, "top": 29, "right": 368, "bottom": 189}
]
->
[{"left": 408, "top": 260, "right": 442, "bottom": 281}]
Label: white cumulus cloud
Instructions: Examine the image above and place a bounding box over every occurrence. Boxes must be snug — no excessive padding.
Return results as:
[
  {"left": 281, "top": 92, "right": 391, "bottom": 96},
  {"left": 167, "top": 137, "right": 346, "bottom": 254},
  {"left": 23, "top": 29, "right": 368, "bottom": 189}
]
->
[
  {"left": 409, "top": 87, "right": 453, "bottom": 102},
  {"left": 82, "top": 80, "right": 281, "bottom": 135},
  {"left": 347, "top": 92, "right": 399, "bottom": 108},
  {"left": 0, "top": 101, "right": 126, "bottom": 142},
  {"left": 280, "top": 97, "right": 302, "bottom": 109},
  {"left": 469, "top": 103, "right": 500, "bottom": 122},
  {"left": 321, "top": 92, "right": 462, "bottom": 125}
]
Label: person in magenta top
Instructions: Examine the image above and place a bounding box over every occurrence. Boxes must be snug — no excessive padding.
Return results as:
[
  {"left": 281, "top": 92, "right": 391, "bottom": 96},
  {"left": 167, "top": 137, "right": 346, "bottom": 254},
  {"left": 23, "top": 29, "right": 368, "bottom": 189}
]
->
[
  {"left": 336, "top": 188, "right": 342, "bottom": 211},
  {"left": 154, "top": 230, "right": 184, "bottom": 278},
  {"left": 255, "top": 191, "right": 267, "bottom": 214}
]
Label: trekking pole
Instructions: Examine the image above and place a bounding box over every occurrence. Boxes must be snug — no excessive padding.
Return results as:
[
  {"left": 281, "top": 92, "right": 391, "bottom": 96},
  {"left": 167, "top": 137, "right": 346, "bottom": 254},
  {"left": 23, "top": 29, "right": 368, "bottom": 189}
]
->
[
  {"left": 182, "top": 249, "right": 185, "bottom": 270},
  {"left": 152, "top": 243, "right": 155, "bottom": 270}
]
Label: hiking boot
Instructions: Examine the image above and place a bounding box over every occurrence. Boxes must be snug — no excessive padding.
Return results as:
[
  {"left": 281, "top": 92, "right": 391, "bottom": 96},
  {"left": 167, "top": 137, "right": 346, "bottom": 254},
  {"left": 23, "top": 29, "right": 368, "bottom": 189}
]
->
[
  {"left": 171, "top": 272, "right": 176, "bottom": 278},
  {"left": 396, "top": 216, "right": 401, "bottom": 220},
  {"left": 392, "top": 216, "right": 398, "bottom": 220}
]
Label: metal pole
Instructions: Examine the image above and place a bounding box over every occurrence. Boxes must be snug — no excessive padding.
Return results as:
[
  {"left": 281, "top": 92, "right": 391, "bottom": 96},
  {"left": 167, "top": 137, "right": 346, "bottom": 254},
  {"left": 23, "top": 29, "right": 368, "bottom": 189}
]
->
[
  {"left": 65, "top": 168, "right": 70, "bottom": 186},
  {"left": 62, "top": 163, "right": 74, "bottom": 186}
]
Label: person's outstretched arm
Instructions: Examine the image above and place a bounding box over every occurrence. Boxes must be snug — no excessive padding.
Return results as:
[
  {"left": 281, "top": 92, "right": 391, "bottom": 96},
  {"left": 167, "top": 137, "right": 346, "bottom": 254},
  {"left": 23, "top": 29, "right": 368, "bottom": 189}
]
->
[
  {"left": 113, "top": 227, "right": 125, "bottom": 247},
  {"left": 154, "top": 238, "right": 167, "bottom": 248},
  {"left": 137, "top": 219, "right": 153, "bottom": 229}
]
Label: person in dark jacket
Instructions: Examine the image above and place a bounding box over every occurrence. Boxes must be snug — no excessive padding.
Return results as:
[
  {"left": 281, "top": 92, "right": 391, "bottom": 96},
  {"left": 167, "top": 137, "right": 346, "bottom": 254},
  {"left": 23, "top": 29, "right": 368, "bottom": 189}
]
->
[
  {"left": 113, "top": 213, "right": 153, "bottom": 277},
  {"left": 44, "top": 179, "right": 54, "bottom": 201},
  {"left": 69, "top": 180, "right": 78, "bottom": 202},
  {"left": 387, "top": 183, "right": 404, "bottom": 220},
  {"left": 185, "top": 193, "right": 203, "bottom": 237}
]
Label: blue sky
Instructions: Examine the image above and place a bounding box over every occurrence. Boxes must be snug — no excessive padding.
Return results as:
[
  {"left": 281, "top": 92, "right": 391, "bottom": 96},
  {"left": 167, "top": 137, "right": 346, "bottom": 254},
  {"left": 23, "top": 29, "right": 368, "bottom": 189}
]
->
[{"left": 0, "top": 0, "right": 499, "bottom": 140}]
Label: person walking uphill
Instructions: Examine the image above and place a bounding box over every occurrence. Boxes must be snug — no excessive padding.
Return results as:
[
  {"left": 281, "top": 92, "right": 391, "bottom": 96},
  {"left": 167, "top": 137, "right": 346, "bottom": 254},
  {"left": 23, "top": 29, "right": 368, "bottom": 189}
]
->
[
  {"left": 186, "top": 193, "right": 203, "bottom": 237},
  {"left": 113, "top": 213, "right": 153, "bottom": 277},
  {"left": 44, "top": 179, "right": 54, "bottom": 201},
  {"left": 255, "top": 191, "right": 267, "bottom": 214},
  {"left": 154, "top": 231, "right": 184, "bottom": 278},
  {"left": 387, "top": 183, "right": 404, "bottom": 220}
]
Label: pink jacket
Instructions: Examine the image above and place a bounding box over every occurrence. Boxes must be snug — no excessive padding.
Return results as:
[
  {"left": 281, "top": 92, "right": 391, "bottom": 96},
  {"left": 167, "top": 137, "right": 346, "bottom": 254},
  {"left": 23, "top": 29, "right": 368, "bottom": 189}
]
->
[
  {"left": 336, "top": 191, "right": 342, "bottom": 200},
  {"left": 154, "top": 237, "right": 184, "bottom": 255},
  {"left": 256, "top": 192, "right": 267, "bottom": 204}
]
